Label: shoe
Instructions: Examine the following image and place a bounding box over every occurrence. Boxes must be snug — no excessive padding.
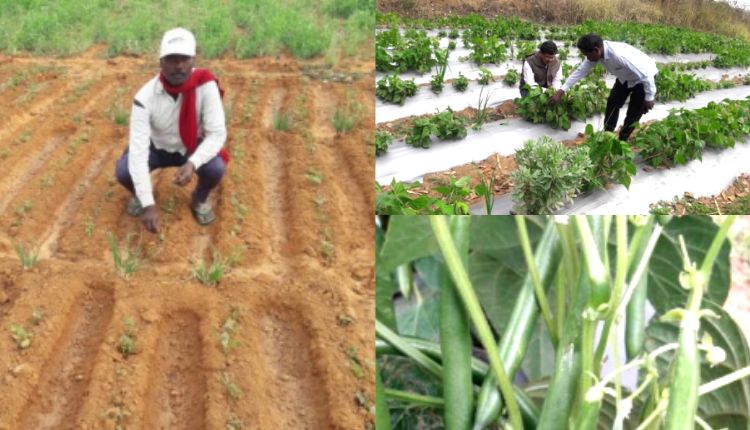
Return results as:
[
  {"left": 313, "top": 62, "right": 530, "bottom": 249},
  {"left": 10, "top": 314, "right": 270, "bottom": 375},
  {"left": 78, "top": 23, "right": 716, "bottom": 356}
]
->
[
  {"left": 191, "top": 200, "right": 216, "bottom": 225},
  {"left": 127, "top": 196, "right": 144, "bottom": 217}
]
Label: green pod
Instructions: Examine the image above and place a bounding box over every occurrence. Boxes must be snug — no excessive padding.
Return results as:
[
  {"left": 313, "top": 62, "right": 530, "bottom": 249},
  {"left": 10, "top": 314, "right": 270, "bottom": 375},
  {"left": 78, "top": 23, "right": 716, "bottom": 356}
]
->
[
  {"left": 472, "top": 222, "right": 561, "bottom": 430},
  {"left": 586, "top": 216, "right": 611, "bottom": 308},
  {"left": 664, "top": 315, "right": 700, "bottom": 430},
  {"left": 376, "top": 367, "right": 392, "bottom": 430},
  {"left": 625, "top": 270, "right": 648, "bottom": 360},
  {"left": 441, "top": 216, "right": 474, "bottom": 430},
  {"left": 537, "top": 268, "right": 592, "bottom": 430}
]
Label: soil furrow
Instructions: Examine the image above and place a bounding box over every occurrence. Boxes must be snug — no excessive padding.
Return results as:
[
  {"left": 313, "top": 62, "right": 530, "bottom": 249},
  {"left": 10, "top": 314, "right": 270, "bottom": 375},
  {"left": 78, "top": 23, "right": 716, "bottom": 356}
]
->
[
  {"left": 142, "top": 311, "right": 207, "bottom": 430},
  {"left": 18, "top": 287, "right": 115, "bottom": 430},
  {"left": 261, "top": 311, "right": 332, "bottom": 429}
]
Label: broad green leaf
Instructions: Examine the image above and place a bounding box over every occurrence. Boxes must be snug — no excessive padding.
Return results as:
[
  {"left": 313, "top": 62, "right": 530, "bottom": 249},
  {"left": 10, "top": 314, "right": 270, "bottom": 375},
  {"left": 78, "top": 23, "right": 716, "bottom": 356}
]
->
[
  {"left": 521, "top": 319, "right": 557, "bottom": 382},
  {"left": 644, "top": 302, "right": 750, "bottom": 429},
  {"left": 377, "top": 223, "right": 398, "bottom": 331},
  {"left": 380, "top": 217, "right": 435, "bottom": 272},
  {"left": 647, "top": 216, "right": 731, "bottom": 313}
]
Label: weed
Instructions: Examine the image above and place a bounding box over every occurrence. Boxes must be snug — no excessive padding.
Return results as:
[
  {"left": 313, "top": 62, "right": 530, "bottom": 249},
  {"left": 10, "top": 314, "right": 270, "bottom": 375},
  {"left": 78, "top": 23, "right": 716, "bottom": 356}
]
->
[
  {"left": 220, "top": 373, "right": 242, "bottom": 401},
  {"left": 473, "top": 88, "right": 492, "bottom": 130},
  {"left": 10, "top": 324, "right": 32, "bottom": 350},
  {"left": 107, "top": 231, "right": 141, "bottom": 279},
  {"left": 13, "top": 242, "right": 39, "bottom": 270},
  {"left": 306, "top": 169, "right": 324, "bottom": 185},
  {"left": 118, "top": 316, "right": 137, "bottom": 358},
  {"left": 272, "top": 110, "right": 292, "bottom": 131}
]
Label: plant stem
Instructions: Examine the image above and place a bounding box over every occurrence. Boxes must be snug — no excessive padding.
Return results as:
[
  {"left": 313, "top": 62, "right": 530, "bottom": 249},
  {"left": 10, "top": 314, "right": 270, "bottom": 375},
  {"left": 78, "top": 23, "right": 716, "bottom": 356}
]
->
[
  {"left": 376, "top": 367, "right": 392, "bottom": 430},
  {"left": 698, "top": 364, "right": 750, "bottom": 396},
  {"left": 430, "top": 217, "right": 523, "bottom": 430},
  {"left": 376, "top": 320, "right": 443, "bottom": 379},
  {"left": 699, "top": 215, "right": 736, "bottom": 277},
  {"left": 516, "top": 216, "right": 558, "bottom": 345},
  {"left": 385, "top": 388, "right": 446, "bottom": 408}
]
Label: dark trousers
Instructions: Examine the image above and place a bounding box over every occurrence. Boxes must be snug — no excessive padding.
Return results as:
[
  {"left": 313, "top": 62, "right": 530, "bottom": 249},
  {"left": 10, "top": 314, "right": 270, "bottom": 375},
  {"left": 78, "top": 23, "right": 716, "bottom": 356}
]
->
[
  {"left": 605, "top": 79, "right": 646, "bottom": 141},
  {"left": 115, "top": 143, "right": 226, "bottom": 204}
]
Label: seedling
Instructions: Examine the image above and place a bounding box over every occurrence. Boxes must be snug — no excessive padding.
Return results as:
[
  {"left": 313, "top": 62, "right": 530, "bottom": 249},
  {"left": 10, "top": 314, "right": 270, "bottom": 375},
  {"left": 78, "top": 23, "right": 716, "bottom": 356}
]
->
[
  {"left": 113, "top": 108, "right": 129, "bottom": 126},
  {"left": 13, "top": 242, "right": 38, "bottom": 270},
  {"left": 193, "top": 250, "right": 232, "bottom": 286},
  {"left": 15, "top": 200, "right": 32, "bottom": 218},
  {"left": 478, "top": 67, "right": 494, "bottom": 85},
  {"left": 220, "top": 373, "right": 242, "bottom": 401},
  {"left": 118, "top": 316, "right": 137, "bottom": 358},
  {"left": 227, "top": 416, "right": 244, "bottom": 430},
  {"left": 332, "top": 96, "right": 362, "bottom": 133},
  {"left": 218, "top": 307, "right": 241, "bottom": 354},
  {"left": 84, "top": 219, "right": 96, "bottom": 237},
  {"left": 503, "top": 69, "right": 519, "bottom": 86},
  {"left": 272, "top": 110, "right": 292, "bottom": 131},
  {"left": 472, "top": 88, "right": 492, "bottom": 130},
  {"left": 13, "top": 129, "right": 31, "bottom": 146},
  {"left": 10, "top": 324, "right": 32, "bottom": 350},
  {"left": 346, "top": 346, "right": 365, "bottom": 379},
  {"left": 305, "top": 169, "right": 324, "bottom": 185},
  {"left": 107, "top": 231, "right": 141, "bottom": 279}
]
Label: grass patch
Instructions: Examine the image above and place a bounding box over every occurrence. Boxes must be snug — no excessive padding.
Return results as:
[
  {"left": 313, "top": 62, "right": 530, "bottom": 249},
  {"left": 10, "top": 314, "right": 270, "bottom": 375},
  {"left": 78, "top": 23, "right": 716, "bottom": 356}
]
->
[{"left": 0, "top": 0, "right": 373, "bottom": 60}]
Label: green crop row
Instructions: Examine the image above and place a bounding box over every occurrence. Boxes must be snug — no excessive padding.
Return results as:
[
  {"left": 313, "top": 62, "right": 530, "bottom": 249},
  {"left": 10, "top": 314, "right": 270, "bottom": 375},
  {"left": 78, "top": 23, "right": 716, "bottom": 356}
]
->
[
  {"left": 0, "top": 0, "right": 373, "bottom": 59},
  {"left": 377, "top": 12, "right": 750, "bottom": 68},
  {"left": 516, "top": 77, "right": 608, "bottom": 130}
]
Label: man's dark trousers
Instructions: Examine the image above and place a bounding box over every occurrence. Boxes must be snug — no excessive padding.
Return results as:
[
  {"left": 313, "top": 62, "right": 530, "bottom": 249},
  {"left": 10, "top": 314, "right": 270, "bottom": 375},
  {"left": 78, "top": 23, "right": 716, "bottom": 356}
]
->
[{"left": 605, "top": 79, "right": 646, "bottom": 141}]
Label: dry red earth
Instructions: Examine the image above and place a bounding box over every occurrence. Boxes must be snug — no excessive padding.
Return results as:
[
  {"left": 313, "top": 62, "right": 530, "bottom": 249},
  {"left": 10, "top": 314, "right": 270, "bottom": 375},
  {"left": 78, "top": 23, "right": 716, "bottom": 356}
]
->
[{"left": 0, "top": 47, "right": 375, "bottom": 429}]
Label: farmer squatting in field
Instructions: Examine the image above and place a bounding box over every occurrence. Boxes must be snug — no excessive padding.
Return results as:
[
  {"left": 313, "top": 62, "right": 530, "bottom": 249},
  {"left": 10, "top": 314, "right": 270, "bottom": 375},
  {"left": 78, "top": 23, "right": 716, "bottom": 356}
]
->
[
  {"left": 115, "top": 28, "right": 228, "bottom": 233},
  {"left": 549, "top": 33, "right": 658, "bottom": 141},
  {"left": 519, "top": 40, "right": 563, "bottom": 98}
]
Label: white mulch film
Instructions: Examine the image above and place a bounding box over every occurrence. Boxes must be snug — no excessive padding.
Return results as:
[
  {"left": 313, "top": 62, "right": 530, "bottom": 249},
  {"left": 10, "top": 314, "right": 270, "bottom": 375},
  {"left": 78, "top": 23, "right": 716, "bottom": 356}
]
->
[{"left": 376, "top": 30, "right": 750, "bottom": 214}]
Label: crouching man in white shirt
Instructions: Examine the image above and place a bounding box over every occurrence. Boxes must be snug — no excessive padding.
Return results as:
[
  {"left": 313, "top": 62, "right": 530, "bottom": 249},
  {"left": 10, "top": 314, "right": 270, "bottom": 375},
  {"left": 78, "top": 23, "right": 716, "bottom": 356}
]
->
[
  {"left": 549, "top": 33, "right": 657, "bottom": 141},
  {"left": 115, "top": 28, "right": 229, "bottom": 233}
]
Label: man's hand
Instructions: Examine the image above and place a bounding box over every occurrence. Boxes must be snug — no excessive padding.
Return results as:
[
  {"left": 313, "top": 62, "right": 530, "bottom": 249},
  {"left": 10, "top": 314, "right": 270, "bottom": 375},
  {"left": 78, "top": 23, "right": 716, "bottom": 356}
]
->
[
  {"left": 643, "top": 100, "right": 655, "bottom": 114},
  {"left": 174, "top": 161, "right": 196, "bottom": 187},
  {"left": 548, "top": 89, "right": 565, "bottom": 105},
  {"left": 140, "top": 205, "right": 160, "bottom": 233}
]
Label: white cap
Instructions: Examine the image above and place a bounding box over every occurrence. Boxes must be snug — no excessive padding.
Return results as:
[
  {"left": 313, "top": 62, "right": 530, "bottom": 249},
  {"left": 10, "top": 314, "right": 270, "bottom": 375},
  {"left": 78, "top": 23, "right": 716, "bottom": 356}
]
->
[{"left": 160, "top": 28, "right": 196, "bottom": 58}]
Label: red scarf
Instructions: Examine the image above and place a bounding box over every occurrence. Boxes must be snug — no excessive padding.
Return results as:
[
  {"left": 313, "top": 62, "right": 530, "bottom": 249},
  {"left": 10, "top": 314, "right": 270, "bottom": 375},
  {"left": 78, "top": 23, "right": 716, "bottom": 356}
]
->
[{"left": 159, "top": 68, "right": 230, "bottom": 163}]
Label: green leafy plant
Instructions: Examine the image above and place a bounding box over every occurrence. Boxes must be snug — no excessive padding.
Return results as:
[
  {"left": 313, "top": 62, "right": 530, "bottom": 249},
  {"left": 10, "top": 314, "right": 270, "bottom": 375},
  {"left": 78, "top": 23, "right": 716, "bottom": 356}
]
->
[
  {"left": 477, "top": 67, "right": 494, "bottom": 85},
  {"left": 452, "top": 72, "right": 469, "bottom": 92},
  {"left": 405, "top": 117, "right": 437, "bottom": 148},
  {"left": 511, "top": 136, "right": 592, "bottom": 214},
  {"left": 583, "top": 125, "right": 636, "bottom": 190},
  {"left": 376, "top": 130, "right": 393, "bottom": 156},
  {"left": 634, "top": 98, "right": 750, "bottom": 167},
  {"left": 431, "top": 108, "right": 467, "bottom": 140},
  {"left": 376, "top": 74, "right": 418, "bottom": 105},
  {"left": 468, "top": 35, "right": 507, "bottom": 65},
  {"left": 375, "top": 176, "right": 471, "bottom": 215},
  {"left": 655, "top": 68, "right": 712, "bottom": 102},
  {"left": 503, "top": 69, "right": 519, "bottom": 86},
  {"left": 516, "top": 78, "right": 608, "bottom": 130},
  {"left": 514, "top": 40, "right": 536, "bottom": 61},
  {"left": 193, "top": 250, "right": 235, "bottom": 286},
  {"left": 377, "top": 215, "right": 750, "bottom": 430},
  {"left": 447, "top": 40, "right": 456, "bottom": 50}
]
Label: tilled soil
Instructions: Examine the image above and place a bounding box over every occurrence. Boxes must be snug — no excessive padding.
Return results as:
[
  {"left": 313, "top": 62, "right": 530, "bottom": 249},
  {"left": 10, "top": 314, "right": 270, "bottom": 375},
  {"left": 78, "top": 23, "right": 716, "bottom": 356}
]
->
[{"left": 0, "top": 48, "right": 375, "bottom": 430}]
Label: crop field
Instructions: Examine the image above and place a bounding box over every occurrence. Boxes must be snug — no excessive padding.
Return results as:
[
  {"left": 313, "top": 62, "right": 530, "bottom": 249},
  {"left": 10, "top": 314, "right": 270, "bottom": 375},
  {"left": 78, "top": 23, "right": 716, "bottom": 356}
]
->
[
  {"left": 374, "top": 13, "right": 750, "bottom": 215},
  {"left": 0, "top": 2, "right": 375, "bottom": 429}
]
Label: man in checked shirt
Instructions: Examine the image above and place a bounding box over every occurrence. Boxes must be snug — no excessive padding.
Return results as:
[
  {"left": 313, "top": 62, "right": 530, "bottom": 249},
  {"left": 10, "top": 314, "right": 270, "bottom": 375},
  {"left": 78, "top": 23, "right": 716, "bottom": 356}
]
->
[
  {"left": 549, "top": 33, "right": 658, "bottom": 141},
  {"left": 115, "top": 28, "right": 229, "bottom": 233}
]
